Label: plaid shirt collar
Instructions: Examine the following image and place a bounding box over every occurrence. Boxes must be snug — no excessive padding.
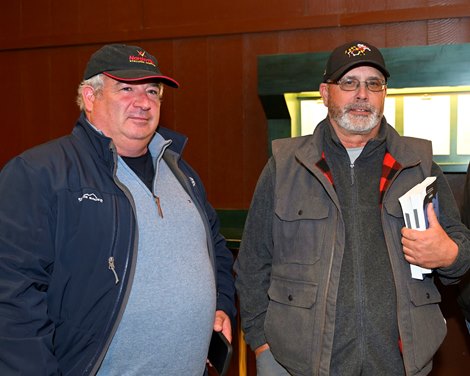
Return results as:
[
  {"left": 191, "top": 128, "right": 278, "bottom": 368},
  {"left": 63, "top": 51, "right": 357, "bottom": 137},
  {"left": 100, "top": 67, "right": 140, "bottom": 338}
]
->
[{"left": 316, "top": 151, "right": 402, "bottom": 205}]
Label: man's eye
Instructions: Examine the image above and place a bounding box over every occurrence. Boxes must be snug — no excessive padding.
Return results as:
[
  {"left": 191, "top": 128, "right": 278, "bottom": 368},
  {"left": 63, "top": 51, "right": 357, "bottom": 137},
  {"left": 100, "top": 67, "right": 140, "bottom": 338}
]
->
[
  {"left": 148, "top": 89, "right": 160, "bottom": 96},
  {"left": 341, "top": 79, "right": 357, "bottom": 88},
  {"left": 367, "top": 80, "right": 382, "bottom": 89},
  {"left": 121, "top": 87, "right": 132, "bottom": 92}
]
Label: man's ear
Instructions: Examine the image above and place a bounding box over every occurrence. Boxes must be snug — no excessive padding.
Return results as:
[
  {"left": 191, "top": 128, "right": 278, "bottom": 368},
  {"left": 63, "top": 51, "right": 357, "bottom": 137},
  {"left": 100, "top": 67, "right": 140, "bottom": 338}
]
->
[
  {"left": 319, "top": 83, "right": 329, "bottom": 107},
  {"left": 82, "top": 86, "right": 96, "bottom": 112}
]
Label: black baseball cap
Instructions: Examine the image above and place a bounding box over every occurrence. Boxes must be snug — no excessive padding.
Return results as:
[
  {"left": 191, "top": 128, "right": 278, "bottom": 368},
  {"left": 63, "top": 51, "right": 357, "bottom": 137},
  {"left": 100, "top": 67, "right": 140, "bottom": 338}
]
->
[
  {"left": 83, "top": 43, "right": 179, "bottom": 88},
  {"left": 323, "top": 41, "right": 390, "bottom": 83}
]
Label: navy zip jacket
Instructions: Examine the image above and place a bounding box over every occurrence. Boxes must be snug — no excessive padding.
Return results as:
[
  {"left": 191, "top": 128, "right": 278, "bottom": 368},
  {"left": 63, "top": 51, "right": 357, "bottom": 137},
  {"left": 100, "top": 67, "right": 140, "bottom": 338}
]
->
[{"left": 0, "top": 112, "right": 236, "bottom": 375}]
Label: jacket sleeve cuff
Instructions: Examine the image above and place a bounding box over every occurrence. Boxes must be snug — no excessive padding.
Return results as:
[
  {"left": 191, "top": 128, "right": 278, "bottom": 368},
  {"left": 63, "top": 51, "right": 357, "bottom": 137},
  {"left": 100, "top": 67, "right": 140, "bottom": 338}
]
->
[{"left": 438, "top": 238, "right": 470, "bottom": 282}]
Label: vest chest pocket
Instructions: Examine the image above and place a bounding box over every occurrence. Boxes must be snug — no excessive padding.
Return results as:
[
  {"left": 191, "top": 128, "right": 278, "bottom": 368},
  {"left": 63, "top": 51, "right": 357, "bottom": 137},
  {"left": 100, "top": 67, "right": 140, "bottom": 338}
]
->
[
  {"left": 274, "top": 198, "right": 330, "bottom": 265},
  {"left": 383, "top": 199, "right": 405, "bottom": 220}
]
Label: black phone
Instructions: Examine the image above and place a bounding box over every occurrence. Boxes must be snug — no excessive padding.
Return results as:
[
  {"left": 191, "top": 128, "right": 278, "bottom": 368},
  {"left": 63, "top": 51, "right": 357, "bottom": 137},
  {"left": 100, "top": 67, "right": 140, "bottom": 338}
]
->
[{"left": 207, "top": 330, "right": 232, "bottom": 376}]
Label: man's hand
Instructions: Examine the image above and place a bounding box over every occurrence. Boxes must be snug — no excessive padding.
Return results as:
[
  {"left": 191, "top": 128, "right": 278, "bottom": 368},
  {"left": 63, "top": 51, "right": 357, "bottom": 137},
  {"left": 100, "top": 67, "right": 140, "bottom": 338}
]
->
[
  {"left": 401, "top": 203, "right": 458, "bottom": 269},
  {"left": 213, "top": 310, "right": 232, "bottom": 343}
]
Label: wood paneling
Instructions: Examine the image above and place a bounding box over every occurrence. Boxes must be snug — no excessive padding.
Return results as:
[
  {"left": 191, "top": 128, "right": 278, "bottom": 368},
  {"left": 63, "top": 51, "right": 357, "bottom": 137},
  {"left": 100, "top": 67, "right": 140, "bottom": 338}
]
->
[
  {"left": 18, "top": 49, "right": 53, "bottom": 151},
  {"left": 172, "top": 38, "right": 211, "bottom": 183},
  {"left": 0, "top": 3, "right": 469, "bottom": 373},
  {"left": 1, "top": 51, "right": 22, "bottom": 165},
  {"left": 2, "top": 2, "right": 470, "bottom": 205},
  {"left": 2, "top": 2, "right": 470, "bottom": 50},
  {"left": 206, "top": 36, "right": 245, "bottom": 207}
]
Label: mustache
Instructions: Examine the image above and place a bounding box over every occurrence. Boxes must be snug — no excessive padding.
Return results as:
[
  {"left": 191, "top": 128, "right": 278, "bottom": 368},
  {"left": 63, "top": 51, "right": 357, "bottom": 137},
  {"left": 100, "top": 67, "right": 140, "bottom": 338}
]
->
[{"left": 344, "top": 103, "right": 375, "bottom": 112}]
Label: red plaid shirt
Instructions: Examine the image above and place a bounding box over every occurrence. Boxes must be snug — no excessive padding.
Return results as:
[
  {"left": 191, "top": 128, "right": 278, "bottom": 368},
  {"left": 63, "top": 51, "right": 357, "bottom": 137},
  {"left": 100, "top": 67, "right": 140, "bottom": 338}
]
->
[{"left": 316, "top": 151, "right": 402, "bottom": 205}]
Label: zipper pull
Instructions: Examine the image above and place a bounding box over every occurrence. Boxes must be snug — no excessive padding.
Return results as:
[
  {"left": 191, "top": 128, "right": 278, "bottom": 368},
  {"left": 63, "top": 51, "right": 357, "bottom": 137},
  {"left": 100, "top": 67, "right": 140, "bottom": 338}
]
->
[
  {"left": 108, "top": 257, "right": 119, "bottom": 284},
  {"left": 350, "top": 163, "right": 355, "bottom": 185},
  {"left": 154, "top": 195, "right": 164, "bottom": 218}
]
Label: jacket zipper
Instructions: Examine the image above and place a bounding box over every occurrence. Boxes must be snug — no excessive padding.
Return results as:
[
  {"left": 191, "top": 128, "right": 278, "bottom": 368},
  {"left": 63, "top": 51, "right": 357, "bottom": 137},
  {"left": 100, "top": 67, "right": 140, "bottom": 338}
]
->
[
  {"left": 350, "top": 163, "right": 355, "bottom": 185},
  {"left": 153, "top": 194, "right": 164, "bottom": 218},
  {"left": 108, "top": 256, "right": 119, "bottom": 284},
  {"left": 107, "top": 195, "right": 120, "bottom": 285}
]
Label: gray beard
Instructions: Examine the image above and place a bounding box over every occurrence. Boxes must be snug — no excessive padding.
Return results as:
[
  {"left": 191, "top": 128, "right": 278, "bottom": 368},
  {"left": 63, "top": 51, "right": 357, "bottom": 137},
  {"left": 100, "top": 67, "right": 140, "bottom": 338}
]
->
[{"left": 331, "top": 103, "right": 382, "bottom": 135}]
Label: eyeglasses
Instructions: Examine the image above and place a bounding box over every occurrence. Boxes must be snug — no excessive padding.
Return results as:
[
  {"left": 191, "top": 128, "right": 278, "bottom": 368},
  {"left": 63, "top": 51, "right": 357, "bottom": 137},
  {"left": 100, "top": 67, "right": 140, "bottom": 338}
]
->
[{"left": 328, "top": 78, "right": 387, "bottom": 92}]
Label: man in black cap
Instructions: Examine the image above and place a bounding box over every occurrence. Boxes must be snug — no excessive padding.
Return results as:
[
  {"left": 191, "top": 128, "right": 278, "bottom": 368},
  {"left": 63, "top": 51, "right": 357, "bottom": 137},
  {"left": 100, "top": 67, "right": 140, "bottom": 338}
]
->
[
  {"left": 235, "top": 40, "right": 470, "bottom": 375},
  {"left": 0, "top": 43, "right": 236, "bottom": 375}
]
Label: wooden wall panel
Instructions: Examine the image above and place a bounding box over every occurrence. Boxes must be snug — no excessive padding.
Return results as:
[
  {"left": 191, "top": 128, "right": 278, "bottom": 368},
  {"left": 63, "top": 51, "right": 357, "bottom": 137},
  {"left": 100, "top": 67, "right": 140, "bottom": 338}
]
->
[
  {"left": 50, "top": 0, "right": 80, "bottom": 36},
  {"left": 385, "top": 21, "right": 429, "bottom": 46},
  {"left": 75, "top": 0, "right": 143, "bottom": 37},
  {"left": 20, "top": 0, "right": 53, "bottom": 38},
  {"left": 1, "top": 52, "right": 22, "bottom": 165},
  {"left": 48, "top": 47, "right": 83, "bottom": 138},
  {"left": 172, "top": 38, "right": 211, "bottom": 182},
  {"left": 239, "top": 32, "right": 281, "bottom": 204},
  {"left": 429, "top": 18, "right": 470, "bottom": 44},
  {"left": 206, "top": 36, "right": 245, "bottom": 207},
  {"left": 142, "top": 0, "right": 309, "bottom": 29},
  {"left": 0, "top": 2, "right": 21, "bottom": 41},
  {"left": 0, "top": 1, "right": 470, "bottom": 208},
  {"left": 18, "top": 49, "right": 52, "bottom": 152},
  {"left": 101, "top": 0, "right": 143, "bottom": 33},
  {"left": 2, "top": 2, "right": 470, "bottom": 50},
  {"left": 0, "top": 2, "right": 469, "bottom": 376}
]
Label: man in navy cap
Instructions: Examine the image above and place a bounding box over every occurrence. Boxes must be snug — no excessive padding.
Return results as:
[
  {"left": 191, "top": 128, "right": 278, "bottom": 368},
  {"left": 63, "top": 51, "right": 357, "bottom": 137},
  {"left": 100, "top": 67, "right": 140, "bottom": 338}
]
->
[
  {"left": 0, "top": 43, "right": 236, "bottom": 375},
  {"left": 235, "top": 40, "right": 470, "bottom": 375}
]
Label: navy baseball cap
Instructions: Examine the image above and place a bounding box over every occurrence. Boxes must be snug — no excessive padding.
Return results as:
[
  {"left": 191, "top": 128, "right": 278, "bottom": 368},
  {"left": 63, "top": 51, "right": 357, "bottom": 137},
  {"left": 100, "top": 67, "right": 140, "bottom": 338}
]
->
[
  {"left": 323, "top": 41, "right": 390, "bottom": 82},
  {"left": 83, "top": 43, "right": 179, "bottom": 88}
]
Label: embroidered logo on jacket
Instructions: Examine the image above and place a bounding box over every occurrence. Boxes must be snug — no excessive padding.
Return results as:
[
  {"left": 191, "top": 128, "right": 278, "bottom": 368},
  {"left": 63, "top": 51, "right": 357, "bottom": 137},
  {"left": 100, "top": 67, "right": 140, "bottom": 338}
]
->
[{"left": 78, "top": 193, "right": 103, "bottom": 203}]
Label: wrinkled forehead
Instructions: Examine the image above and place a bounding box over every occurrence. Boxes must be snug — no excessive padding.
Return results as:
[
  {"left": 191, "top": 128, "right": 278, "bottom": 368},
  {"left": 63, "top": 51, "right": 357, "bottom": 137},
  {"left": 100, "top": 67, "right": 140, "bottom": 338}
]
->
[
  {"left": 340, "top": 65, "right": 386, "bottom": 80},
  {"left": 102, "top": 74, "right": 163, "bottom": 87}
]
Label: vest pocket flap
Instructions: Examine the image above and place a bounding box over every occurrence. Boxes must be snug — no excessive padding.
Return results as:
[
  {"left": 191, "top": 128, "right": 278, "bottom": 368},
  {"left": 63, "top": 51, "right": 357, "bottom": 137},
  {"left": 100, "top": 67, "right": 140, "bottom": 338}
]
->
[
  {"left": 268, "top": 276, "right": 317, "bottom": 308},
  {"left": 383, "top": 200, "right": 404, "bottom": 218},
  {"left": 275, "top": 198, "right": 329, "bottom": 222},
  {"left": 409, "top": 281, "right": 442, "bottom": 306}
]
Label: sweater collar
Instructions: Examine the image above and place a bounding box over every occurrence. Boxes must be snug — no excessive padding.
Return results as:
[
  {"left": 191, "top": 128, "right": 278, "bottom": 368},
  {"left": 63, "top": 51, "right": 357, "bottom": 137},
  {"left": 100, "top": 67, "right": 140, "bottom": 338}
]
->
[{"left": 73, "top": 112, "right": 189, "bottom": 165}]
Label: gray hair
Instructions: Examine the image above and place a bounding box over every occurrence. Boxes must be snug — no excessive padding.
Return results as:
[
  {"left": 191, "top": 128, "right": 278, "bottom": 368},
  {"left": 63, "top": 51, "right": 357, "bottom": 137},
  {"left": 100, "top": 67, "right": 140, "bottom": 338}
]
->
[{"left": 76, "top": 74, "right": 105, "bottom": 111}]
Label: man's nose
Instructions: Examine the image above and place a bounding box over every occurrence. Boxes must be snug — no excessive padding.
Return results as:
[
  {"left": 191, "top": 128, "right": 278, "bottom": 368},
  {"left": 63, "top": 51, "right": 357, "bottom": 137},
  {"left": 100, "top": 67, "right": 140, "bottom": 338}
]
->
[
  {"left": 133, "top": 91, "right": 151, "bottom": 109},
  {"left": 355, "top": 82, "right": 370, "bottom": 100}
]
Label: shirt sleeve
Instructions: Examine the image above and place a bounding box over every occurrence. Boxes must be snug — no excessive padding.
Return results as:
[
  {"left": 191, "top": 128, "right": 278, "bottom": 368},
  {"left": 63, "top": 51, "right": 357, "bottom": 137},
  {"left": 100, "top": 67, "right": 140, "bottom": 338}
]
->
[{"left": 432, "top": 162, "right": 470, "bottom": 283}]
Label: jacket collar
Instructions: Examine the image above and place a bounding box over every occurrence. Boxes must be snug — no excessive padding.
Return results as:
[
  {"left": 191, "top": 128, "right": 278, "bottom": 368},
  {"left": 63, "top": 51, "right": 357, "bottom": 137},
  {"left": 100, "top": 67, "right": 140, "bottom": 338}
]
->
[
  {"left": 157, "top": 126, "right": 188, "bottom": 156},
  {"left": 73, "top": 112, "right": 115, "bottom": 167},
  {"left": 72, "top": 112, "right": 189, "bottom": 165}
]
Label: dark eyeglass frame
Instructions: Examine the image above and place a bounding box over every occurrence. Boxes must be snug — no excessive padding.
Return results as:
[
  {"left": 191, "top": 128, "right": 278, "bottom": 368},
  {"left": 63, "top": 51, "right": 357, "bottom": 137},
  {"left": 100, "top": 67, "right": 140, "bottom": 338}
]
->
[{"left": 327, "top": 78, "right": 387, "bottom": 92}]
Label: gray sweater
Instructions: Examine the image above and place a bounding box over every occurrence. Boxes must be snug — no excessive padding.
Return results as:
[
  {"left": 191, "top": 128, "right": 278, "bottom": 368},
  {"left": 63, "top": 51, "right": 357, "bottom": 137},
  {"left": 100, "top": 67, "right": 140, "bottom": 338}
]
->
[{"left": 98, "top": 134, "right": 216, "bottom": 375}]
